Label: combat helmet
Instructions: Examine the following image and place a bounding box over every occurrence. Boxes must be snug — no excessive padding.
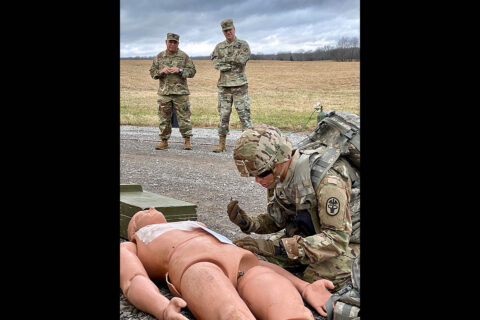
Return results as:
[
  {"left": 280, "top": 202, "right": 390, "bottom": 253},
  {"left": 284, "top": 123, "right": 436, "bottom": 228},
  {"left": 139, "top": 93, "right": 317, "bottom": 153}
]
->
[{"left": 233, "top": 124, "right": 293, "bottom": 177}]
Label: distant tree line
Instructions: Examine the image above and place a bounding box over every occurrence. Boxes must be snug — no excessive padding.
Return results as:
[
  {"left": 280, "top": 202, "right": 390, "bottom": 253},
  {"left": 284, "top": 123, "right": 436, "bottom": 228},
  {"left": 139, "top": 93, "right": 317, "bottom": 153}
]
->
[
  {"left": 253, "top": 37, "right": 359, "bottom": 62},
  {"left": 121, "top": 36, "right": 359, "bottom": 62}
]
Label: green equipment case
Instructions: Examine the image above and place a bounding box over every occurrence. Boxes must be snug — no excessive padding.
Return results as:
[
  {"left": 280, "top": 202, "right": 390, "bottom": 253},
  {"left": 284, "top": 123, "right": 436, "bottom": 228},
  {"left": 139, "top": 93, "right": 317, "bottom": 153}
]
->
[{"left": 120, "top": 184, "right": 197, "bottom": 239}]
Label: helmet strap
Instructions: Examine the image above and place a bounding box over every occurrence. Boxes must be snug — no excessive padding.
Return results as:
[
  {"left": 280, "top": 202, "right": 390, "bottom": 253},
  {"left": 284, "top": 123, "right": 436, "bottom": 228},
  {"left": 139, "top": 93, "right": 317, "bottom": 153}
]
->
[{"left": 266, "top": 162, "right": 289, "bottom": 189}]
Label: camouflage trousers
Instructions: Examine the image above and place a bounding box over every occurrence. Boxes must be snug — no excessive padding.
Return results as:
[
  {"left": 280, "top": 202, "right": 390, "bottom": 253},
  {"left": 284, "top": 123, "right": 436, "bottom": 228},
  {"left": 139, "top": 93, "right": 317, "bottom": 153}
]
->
[
  {"left": 217, "top": 84, "right": 252, "bottom": 136},
  {"left": 259, "top": 232, "right": 360, "bottom": 292},
  {"left": 157, "top": 94, "right": 192, "bottom": 139}
]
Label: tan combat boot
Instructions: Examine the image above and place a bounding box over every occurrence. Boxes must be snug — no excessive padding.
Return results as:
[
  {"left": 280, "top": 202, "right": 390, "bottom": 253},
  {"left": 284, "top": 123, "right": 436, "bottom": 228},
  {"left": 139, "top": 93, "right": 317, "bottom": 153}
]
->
[
  {"left": 212, "top": 135, "right": 226, "bottom": 152},
  {"left": 184, "top": 137, "right": 192, "bottom": 150},
  {"left": 155, "top": 139, "right": 168, "bottom": 150}
]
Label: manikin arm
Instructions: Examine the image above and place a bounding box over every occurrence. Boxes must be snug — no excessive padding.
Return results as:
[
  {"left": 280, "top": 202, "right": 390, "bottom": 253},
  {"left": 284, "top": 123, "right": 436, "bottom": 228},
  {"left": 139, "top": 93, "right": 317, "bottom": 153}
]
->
[
  {"left": 258, "top": 260, "right": 334, "bottom": 317},
  {"left": 120, "top": 241, "right": 188, "bottom": 320}
]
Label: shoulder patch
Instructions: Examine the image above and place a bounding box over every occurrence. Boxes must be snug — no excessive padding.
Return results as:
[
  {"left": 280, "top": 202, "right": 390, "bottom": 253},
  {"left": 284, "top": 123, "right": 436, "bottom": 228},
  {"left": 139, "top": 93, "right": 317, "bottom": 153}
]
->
[{"left": 326, "top": 197, "right": 340, "bottom": 216}]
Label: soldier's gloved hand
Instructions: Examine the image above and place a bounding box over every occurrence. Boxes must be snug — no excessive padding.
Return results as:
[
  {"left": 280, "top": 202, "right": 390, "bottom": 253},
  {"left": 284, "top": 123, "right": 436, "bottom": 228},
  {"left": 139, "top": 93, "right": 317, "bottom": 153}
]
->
[
  {"left": 227, "top": 200, "right": 251, "bottom": 231},
  {"left": 233, "top": 237, "right": 287, "bottom": 257}
]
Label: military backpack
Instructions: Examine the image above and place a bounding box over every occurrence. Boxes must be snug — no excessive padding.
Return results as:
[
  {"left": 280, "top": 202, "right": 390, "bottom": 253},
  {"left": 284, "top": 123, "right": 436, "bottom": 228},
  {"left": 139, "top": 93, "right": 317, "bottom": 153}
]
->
[{"left": 294, "top": 110, "right": 360, "bottom": 243}]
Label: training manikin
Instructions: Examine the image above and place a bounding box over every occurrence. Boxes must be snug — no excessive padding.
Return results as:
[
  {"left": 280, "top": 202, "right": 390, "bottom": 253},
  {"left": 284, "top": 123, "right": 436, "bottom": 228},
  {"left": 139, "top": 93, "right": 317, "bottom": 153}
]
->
[{"left": 120, "top": 207, "right": 334, "bottom": 320}]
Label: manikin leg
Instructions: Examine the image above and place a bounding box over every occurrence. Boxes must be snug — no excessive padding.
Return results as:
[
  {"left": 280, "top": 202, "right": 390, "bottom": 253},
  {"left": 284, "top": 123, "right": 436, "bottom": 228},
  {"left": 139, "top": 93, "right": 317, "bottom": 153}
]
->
[
  {"left": 179, "top": 262, "right": 255, "bottom": 320},
  {"left": 237, "top": 265, "right": 314, "bottom": 320},
  {"left": 258, "top": 260, "right": 334, "bottom": 317},
  {"left": 120, "top": 242, "right": 188, "bottom": 320}
]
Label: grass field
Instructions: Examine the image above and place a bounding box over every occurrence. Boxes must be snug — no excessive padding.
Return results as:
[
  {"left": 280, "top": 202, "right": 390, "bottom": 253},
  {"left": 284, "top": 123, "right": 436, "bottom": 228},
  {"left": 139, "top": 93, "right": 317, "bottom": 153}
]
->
[{"left": 120, "top": 59, "right": 359, "bottom": 131}]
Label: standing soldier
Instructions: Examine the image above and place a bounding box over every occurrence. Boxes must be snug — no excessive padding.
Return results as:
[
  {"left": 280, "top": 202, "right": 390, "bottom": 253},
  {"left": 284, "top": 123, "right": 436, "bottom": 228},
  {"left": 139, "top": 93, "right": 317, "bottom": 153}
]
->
[
  {"left": 150, "top": 33, "right": 196, "bottom": 150},
  {"left": 211, "top": 19, "right": 252, "bottom": 152},
  {"left": 228, "top": 124, "right": 360, "bottom": 292}
]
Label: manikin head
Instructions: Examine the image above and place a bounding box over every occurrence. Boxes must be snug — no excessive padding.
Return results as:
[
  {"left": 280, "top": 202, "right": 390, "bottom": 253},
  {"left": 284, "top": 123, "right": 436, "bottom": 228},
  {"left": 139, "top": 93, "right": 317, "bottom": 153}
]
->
[{"left": 127, "top": 207, "right": 167, "bottom": 241}]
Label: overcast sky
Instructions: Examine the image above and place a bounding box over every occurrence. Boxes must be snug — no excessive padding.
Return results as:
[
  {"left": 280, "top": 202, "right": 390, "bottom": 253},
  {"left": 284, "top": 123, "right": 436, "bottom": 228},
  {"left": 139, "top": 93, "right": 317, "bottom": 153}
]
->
[{"left": 120, "top": 0, "right": 359, "bottom": 58}]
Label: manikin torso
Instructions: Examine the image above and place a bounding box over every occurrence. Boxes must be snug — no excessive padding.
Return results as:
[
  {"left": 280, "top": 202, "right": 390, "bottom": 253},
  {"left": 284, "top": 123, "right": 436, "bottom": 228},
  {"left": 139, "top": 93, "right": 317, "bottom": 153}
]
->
[{"left": 131, "top": 222, "right": 258, "bottom": 291}]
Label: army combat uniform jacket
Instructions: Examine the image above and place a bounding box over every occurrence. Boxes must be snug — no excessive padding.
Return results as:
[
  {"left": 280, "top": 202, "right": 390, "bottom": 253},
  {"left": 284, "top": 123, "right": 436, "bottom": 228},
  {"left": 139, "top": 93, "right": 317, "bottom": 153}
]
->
[
  {"left": 244, "top": 148, "right": 358, "bottom": 286},
  {"left": 211, "top": 38, "right": 250, "bottom": 87},
  {"left": 150, "top": 49, "right": 196, "bottom": 95}
]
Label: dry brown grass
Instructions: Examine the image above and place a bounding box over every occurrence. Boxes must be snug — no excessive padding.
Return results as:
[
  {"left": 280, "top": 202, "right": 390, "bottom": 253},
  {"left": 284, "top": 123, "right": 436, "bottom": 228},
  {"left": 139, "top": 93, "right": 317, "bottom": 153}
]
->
[{"left": 120, "top": 59, "right": 359, "bottom": 131}]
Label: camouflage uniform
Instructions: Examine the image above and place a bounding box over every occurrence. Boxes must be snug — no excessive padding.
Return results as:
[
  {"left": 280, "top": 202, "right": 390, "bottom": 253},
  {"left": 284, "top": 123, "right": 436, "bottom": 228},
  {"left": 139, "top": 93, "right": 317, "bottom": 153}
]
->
[
  {"left": 211, "top": 19, "right": 252, "bottom": 136},
  {"left": 150, "top": 37, "right": 196, "bottom": 140},
  {"left": 233, "top": 124, "right": 359, "bottom": 290}
]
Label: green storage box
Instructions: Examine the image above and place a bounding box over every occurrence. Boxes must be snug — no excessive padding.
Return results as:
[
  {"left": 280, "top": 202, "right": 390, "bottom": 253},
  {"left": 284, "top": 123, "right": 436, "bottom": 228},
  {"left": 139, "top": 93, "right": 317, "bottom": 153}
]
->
[{"left": 120, "top": 184, "right": 197, "bottom": 239}]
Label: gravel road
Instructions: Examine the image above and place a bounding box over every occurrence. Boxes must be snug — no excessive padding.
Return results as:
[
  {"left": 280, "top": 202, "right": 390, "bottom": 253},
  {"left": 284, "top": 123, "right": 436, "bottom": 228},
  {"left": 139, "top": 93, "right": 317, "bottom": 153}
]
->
[
  {"left": 120, "top": 125, "right": 308, "bottom": 241},
  {"left": 120, "top": 125, "right": 326, "bottom": 320}
]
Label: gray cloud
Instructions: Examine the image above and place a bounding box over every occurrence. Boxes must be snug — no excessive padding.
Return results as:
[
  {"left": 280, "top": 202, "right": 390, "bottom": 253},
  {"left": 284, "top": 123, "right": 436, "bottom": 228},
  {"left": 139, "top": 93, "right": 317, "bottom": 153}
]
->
[{"left": 120, "top": 0, "right": 359, "bottom": 57}]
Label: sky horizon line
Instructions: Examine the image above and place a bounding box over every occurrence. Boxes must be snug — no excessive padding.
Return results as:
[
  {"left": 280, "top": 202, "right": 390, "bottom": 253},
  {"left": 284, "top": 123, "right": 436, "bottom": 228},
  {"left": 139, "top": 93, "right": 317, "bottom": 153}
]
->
[{"left": 120, "top": 0, "right": 359, "bottom": 58}]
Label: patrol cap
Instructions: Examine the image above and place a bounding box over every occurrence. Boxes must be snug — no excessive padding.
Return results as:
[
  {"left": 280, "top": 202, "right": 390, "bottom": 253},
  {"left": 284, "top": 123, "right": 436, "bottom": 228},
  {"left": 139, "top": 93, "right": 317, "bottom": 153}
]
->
[
  {"left": 166, "top": 33, "right": 179, "bottom": 41},
  {"left": 221, "top": 19, "right": 234, "bottom": 31}
]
